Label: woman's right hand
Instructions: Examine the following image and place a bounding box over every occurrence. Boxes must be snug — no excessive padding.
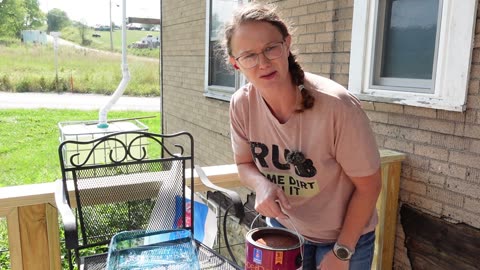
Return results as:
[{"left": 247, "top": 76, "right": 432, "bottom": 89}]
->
[
  {"left": 236, "top": 162, "right": 291, "bottom": 218},
  {"left": 254, "top": 179, "right": 291, "bottom": 219}
]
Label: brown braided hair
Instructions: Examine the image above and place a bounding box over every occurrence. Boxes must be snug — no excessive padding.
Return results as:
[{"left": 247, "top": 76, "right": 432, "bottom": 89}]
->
[{"left": 221, "top": 3, "right": 314, "bottom": 111}]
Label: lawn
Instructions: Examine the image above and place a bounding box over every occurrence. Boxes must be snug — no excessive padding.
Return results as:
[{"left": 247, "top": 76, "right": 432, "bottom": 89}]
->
[
  {"left": 0, "top": 109, "right": 161, "bottom": 187},
  {"left": 0, "top": 34, "right": 162, "bottom": 268},
  {"left": 0, "top": 43, "right": 160, "bottom": 96}
]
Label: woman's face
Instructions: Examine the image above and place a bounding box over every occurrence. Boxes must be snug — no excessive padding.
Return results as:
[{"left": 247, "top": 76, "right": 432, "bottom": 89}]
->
[{"left": 229, "top": 21, "right": 291, "bottom": 91}]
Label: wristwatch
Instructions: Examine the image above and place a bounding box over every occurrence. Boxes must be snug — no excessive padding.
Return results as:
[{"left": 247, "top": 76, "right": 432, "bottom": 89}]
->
[{"left": 333, "top": 242, "right": 355, "bottom": 261}]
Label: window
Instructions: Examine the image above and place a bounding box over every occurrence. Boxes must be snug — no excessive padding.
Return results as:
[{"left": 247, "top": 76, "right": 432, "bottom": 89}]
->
[
  {"left": 349, "top": 0, "right": 477, "bottom": 111},
  {"left": 205, "top": 0, "right": 244, "bottom": 101}
]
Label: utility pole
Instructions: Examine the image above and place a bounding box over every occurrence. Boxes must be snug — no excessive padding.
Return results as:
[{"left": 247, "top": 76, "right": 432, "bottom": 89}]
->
[
  {"left": 109, "top": 0, "right": 113, "bottom": 51},
  {"left": 51, "top": 32, "right": 61, "bottom": 90}
]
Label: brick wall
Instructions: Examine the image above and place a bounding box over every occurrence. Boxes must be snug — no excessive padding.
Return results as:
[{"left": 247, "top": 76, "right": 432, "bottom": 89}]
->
[
  {"left": 162, "top": 0, "right": 234, "bottom": 166},
  {"left": 162, "top": 0, "right": 480, "bottom": 269}
]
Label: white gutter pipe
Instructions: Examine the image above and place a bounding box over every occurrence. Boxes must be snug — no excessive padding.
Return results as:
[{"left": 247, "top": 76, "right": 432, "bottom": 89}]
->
[{"left": 97, "top": 0, "right": 130, "bottom": 128}]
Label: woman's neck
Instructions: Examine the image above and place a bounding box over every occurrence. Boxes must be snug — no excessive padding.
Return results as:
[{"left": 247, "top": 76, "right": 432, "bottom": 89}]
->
[{"left": 260, "top": 83, "right": 298, "bottom": 124}]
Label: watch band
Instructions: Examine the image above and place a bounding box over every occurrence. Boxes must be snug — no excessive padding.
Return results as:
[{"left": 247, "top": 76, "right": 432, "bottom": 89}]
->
[{"left": 333, "top": 242, "right": 355, "bottom": 261}]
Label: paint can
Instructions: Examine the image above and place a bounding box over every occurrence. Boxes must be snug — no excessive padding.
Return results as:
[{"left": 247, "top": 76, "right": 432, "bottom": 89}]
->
[{"left": 245, "top": 227, "right": 304, "bottom": 270}]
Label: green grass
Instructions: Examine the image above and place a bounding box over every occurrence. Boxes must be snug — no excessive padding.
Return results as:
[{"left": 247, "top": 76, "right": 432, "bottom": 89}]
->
[
  {"left": 0, "top": 43, "right": 160, "bottom": 96},
  {"left": 0, "top": 109, "right": 161, "bottom": 187}
]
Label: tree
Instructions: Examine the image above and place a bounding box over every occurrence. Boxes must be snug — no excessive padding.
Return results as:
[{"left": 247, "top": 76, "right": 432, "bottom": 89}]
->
[
  {"left": 0, "top": 0, "right": 44, "bottom": 38},
  {"left": 47, "top": 8, "right": 70, "bottom": 32},
  {"left": 24, "top": 0, "right": 44, "bottom": 29},
  {"left": 77, "top": 20, "right": 91, "bottom": 46},
  {"left": 0, "top": 0, "right": 27, "bottom": 37}
]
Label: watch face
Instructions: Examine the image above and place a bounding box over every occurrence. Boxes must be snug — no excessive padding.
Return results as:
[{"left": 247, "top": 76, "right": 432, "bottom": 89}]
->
[{"left": 336, "top": 247, "right": 349, "bottom": 259}]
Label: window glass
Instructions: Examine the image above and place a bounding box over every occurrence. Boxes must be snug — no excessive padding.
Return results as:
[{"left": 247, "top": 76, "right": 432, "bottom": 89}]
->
[
  {"left": 208, "top": 0, "right": 238, "bottom": 88},
  {"left": 380, "top": 0, "right": 440, "bottom": 80},
  {"left": 349, "top": 0, "right": 476, "bottom": 111}
]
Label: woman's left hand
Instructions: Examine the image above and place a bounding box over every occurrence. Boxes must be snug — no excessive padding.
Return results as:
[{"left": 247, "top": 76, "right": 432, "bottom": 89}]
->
[{"left": 317, "top": 250, "right": 349, "bottom": 270}]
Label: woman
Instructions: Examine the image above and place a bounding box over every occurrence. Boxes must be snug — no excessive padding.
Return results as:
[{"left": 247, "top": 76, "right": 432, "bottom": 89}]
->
[{"left": 223, "top": 3, "right": 381, "bottom": 270}]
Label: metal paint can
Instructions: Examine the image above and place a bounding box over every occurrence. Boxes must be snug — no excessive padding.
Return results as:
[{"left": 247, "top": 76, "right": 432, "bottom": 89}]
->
[{"left": 245, "top": 227, "right": 304, "bottom": 270}]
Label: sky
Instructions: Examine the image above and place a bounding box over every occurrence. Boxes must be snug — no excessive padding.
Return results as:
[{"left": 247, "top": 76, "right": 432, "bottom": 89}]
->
[{"left": 38, "top": 0, "right": 161, "bottom": 26}]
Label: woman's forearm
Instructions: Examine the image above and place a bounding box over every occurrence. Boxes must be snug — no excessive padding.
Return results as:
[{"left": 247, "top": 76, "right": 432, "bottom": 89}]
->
[{"left": 337, "top": 169, "right": 382, "bottom": 250}]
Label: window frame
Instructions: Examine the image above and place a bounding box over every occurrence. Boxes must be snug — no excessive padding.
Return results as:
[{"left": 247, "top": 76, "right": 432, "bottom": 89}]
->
[
  {"left": 349, "top": 0, "right": 477, "bottom": 111},
  {"left": 204, "top": 0, "right": 245, "bottom": 102}
]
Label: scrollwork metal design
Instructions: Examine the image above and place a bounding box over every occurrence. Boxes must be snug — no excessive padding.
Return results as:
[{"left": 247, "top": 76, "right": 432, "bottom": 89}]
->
[{"left": 62, "top": 131, "right": 191, "bottom": 168}]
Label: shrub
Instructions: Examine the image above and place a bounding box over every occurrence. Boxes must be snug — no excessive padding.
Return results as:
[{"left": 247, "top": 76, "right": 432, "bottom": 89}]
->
[
  {"left": 15, "top": 79, "right": 32, "bottom": 92},
  {"left": 0, "top": 75, "right": 13, "bottom": 91}
]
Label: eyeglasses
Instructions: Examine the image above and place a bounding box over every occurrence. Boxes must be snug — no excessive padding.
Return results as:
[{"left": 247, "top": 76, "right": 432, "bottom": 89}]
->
[{"left": 234, "top": 41, "right": 285, "bottom": 69}]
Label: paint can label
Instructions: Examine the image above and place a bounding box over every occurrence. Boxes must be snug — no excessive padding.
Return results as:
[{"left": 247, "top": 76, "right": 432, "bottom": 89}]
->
[{"left": 253, "top": 248, "right": 262, "bottom": 264}]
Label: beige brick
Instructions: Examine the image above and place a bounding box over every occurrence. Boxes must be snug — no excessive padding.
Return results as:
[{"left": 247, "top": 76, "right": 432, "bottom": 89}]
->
[
  {"left": 469, "top": 64, "right": 480, "bottom": 79},
  {"left": 366, "top": 111, "right": 388, "bottom": 124},
  {"left": 388, "top": 114, "right": 419, "bottom": 128},
  {"left": 466, "top": 168, "right": 480, "bottom": 184},
  {"left": 464, "top": 197, "right": 480, "bottom": 214},
  {"left": 404, "top": 106, "right": 436, "bottom": 118},
  {"left": 374, "top": 134, "right": 386, "bottom": 147},
  {"left": 473, "top": 35, "right": 480, "bottom": 49},
  {"left": 316, "top": 11, "right": 336, "bottom": 22},
  {"left": 305, "top": 43, "right": 324, "bottom": 53},
  {"left": 466, "top": 95, "right": 480, "bottom": 109},
  {"left": 281, "top": 0, "right": 301, "bottom": 8},
  {"left": 408, "top": 194, "right": 443, "bottom": 215},
  {"left": 298, "top": 0, "right": 315, "bottom": 6},
  {"left": 442, "top": 205, "right": 480, "bottom": 228},
  {"left": 374, "top": 102, "right": 404, "bottom": 113},
  {"left": 411, "top": 168, "right": 446, "bottom": 188},
  {"left": 470, "top": 139, "right": 480, "bottom": 154},
  {"left": 315, "top": 32, "right": 335, "bottom": 42},
  {"left": 298, "top": 33, "right": 316, "bottom": 44},
  {"left": 468, "top": 80, "right": 479, "bottom": 95},
  {"left": 429, "top": 160, "right": 467, "bottom": 179},
  {"left": 401, "top": 164, "right": 412, "bottom": 178},
  {"left": 291, "top": 6, "right": 308, "bottom": 16},
  {"left": 312, "top": 53, "right": 333, "bottom": 62},
  {"left": 454, "top": 122, "right": 465, "bottom": 136},
  {"left": 431, "top": 133, "right": 469, "bottom": 150},
  {"left": 398, "top": 128, "right": 431, "bottom": 143},
  {"left": 446, "top": 177, "right": 480, "bottom": 199},
  {"left": 401, "top": 179, "right": 427, "bottom": 195},
  {"left": 323, "top": 42, "right": 334, "bottom": 52},
  {"left": 306, "top": 22, "right": 326, "bottom": 33},
  {"left": 299, "top": 14, "right": 317, "bottom": 25},
  {"left": 399, "top": 189, "right": 410, "bottom": 202},
  {"left": 371, "top": 122, "right": 400, "bottom": 137},
  {"left": 463, "top": 124, "right": 480, "bottom": 139},
  {"left": 414, "top": 144, "right": 449, "bottom": 161},
  {"left": 306, "top": 2, "right": 328, "bottom": 14},
  {"left": 426, "top": 186, "right": 464, "bottom": 208},
  {"left": 405, "top": 154, "right": 430, "bottom": 170},
  {"left": 437, "top": 110, "right": 467, "bottom": 122},
  {"left": 384, "top": 138, "right": 414, "bottom": 153},
  {"left": 449, "top": 150, "right": 480, "bottom": 169},
  {"left": 465, "top": 109, "right": 477, "bottom": 123},
  {"left": 361, "top": 101, "right": 375, "bottom": 111},
  {"left": 418, "top": 119, "right": 455, "bottom": 134}
]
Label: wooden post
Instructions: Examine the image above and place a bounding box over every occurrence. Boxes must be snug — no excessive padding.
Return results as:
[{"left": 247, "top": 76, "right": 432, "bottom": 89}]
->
[
  {"left": 6, "top": 208, "right": 23, "bottom": 270},
  {"left": 17, "top": 204, "right": 61, "bottom": 270},
  {"left": 372, "top": 150, "right": 405, "bottom": 270}
]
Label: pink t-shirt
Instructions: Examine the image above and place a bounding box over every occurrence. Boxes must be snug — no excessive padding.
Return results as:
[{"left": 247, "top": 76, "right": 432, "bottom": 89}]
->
[{"left": 229, "top": 72, "right": 380, "bottom": 241}]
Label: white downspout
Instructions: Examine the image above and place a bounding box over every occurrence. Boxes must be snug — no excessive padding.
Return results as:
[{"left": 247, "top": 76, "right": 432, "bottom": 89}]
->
[{"left": 97, "top": 0, "right": 130, "bottom": 128}]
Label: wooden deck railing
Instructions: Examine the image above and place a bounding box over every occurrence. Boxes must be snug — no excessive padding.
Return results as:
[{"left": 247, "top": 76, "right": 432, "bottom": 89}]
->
[{"left": 0, "top": 149, "right": 404, "bottom": 270}]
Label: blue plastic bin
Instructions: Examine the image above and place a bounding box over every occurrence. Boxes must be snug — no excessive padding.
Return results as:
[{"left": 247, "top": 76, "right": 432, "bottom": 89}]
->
[{"left": 106, "top": 229, "right": 200, "bottom": 270}]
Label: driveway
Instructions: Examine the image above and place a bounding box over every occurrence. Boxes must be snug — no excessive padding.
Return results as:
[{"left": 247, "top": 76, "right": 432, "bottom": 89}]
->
[{"left": 0, "top": 92, "right": 161, "bottom": 112}]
